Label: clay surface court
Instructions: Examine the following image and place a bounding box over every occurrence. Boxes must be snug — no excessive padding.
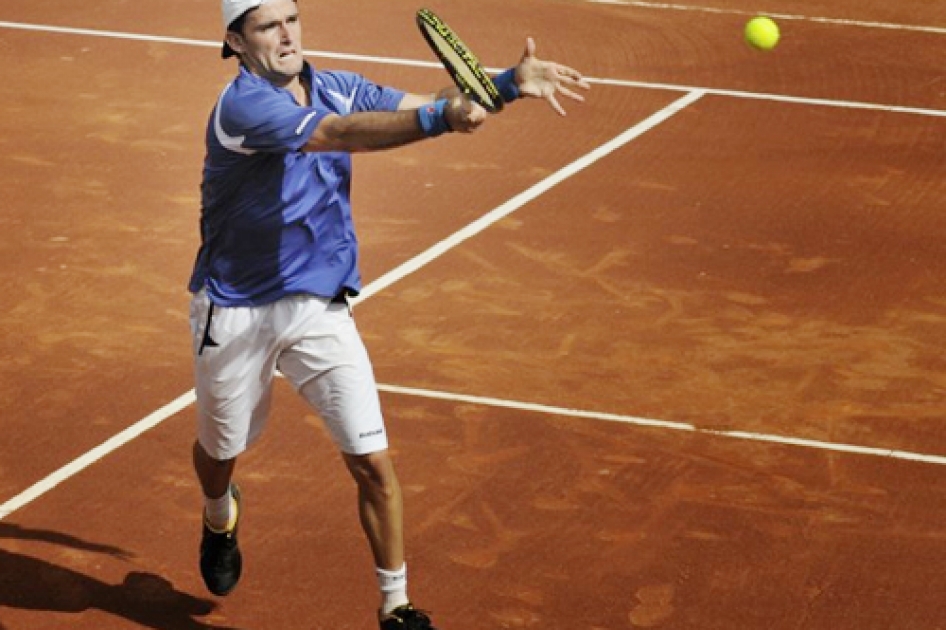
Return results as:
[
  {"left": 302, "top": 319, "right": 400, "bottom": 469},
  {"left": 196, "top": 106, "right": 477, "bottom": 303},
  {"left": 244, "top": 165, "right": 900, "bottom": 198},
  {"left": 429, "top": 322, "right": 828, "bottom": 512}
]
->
[{"left": 1, "top": 0, "right": 945, "bottom": 628}]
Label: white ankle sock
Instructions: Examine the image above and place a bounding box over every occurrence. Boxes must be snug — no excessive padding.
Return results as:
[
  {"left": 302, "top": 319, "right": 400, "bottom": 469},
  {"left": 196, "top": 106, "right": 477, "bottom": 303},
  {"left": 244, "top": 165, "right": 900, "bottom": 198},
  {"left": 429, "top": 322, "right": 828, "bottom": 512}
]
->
[
  {"left": 204, "top": 487, "right": 234, "bottom": 532},
  {"left": 376, "top": 564, "right": 409, "bottom": 615}
]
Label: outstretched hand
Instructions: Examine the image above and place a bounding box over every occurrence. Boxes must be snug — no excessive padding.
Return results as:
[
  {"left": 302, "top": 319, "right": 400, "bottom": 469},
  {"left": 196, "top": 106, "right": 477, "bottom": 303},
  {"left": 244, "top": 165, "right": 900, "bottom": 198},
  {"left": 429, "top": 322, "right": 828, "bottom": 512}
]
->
[{"left": 515, "top": 37, "right": 591, "bottom": 116}]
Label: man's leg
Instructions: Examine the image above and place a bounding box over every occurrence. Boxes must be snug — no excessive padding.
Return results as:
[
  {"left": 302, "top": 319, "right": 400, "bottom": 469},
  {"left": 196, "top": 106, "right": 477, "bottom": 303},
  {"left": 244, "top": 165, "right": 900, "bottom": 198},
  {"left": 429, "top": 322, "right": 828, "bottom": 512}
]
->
[
  {"left": 193, "top": 440, "right": 243, "bottom": 596},
  {"left": 189, "top": 289, "right": 275, "bottom": 597},
  {"left": 342, "top": 450, "right": 405, "bottom": 572},
  {"left": 343, "top": 450, "right": 441, "bottom": 629},
  {"left": 279, "top": 297, "right": 438, "bottom": 627},
  {"left": 193, "top": 440, "right": 236, "bottom": 502}
]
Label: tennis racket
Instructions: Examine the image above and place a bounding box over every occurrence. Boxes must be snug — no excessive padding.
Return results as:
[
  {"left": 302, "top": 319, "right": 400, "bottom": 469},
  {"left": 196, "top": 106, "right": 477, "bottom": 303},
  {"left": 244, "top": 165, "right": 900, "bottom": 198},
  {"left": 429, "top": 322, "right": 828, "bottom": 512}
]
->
[{"left": 415, "top": 8, "right": 504, "bottom": 113}]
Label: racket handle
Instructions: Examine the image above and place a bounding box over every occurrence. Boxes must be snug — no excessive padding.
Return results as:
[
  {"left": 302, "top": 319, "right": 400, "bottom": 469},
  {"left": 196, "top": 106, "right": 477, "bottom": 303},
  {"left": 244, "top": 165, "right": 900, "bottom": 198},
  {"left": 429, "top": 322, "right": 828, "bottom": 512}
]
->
[{"left": 493, "top": 68, "right": 520, "bottom": 104}]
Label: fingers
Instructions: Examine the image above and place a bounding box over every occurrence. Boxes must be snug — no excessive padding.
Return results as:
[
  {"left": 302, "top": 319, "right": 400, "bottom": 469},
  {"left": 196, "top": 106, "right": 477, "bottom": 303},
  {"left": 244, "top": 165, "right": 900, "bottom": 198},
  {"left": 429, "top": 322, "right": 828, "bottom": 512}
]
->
[
  {"left": 557, "top": 85, "right": 587, "bottom": 103},
  {"left": 444, "top": 95, "right": 488, "bottom": 132},
  {"left": 456, "top": 94, "right": 473, "bottom": 117},
  {"left": 539, "top": 65, "right": 589, "bottom": 115},
  {"left": 522, "top": 36, "right": 536, "bottom": 62},
  {"left": 546, "top": 93, "right": 566, "bottom": 117},
  {"left": 555, "top": 66, "right": 591, "bottom": 99},
  {"left": 516, "top": 53, "right": 591, "bottom": 107},
  {"left": 468, "top": 101, "right": 488, "bottom": 124},
  {"left": 555, "top": 63, "right": 592, "bottom": 91}
]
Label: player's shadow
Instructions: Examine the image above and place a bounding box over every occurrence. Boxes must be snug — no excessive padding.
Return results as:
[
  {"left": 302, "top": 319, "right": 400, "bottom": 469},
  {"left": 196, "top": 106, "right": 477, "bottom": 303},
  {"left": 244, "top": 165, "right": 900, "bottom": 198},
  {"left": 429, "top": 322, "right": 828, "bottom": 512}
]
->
[{"left": 0, "top": 522, "right": 242, "bottom": 629}]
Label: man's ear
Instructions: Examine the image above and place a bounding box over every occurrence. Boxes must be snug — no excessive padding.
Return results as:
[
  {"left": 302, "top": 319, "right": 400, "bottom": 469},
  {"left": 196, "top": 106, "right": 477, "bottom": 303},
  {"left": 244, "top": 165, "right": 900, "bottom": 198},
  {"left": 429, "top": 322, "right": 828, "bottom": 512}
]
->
[{"left": 225, "top": 31, "right": 245, "bottom": 56}]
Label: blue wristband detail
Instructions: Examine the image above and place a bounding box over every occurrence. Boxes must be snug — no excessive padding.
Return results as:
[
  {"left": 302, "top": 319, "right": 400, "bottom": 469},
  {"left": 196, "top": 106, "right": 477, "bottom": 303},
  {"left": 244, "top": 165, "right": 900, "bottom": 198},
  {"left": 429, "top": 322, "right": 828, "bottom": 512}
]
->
[
  {"left": 417, "top": 99, "right": 452, "bottom": 137},
  {"left": 494, "top": 68, "right": 520, "bottom": 104}
]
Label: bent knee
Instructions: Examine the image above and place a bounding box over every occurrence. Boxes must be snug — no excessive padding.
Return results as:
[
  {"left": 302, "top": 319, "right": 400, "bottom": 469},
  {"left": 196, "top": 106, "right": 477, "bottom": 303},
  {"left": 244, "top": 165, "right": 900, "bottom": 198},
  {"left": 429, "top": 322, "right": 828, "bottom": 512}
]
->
[{"left": 344, "top": 451, "right": 399, "bottom": 493}]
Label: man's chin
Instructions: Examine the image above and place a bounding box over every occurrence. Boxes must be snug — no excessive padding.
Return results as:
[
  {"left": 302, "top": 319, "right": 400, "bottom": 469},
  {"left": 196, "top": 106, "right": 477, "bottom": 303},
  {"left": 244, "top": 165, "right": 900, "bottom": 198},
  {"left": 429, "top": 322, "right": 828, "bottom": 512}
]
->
[{"left": 277, "top": 55, "right": 304, "bottom": 75}]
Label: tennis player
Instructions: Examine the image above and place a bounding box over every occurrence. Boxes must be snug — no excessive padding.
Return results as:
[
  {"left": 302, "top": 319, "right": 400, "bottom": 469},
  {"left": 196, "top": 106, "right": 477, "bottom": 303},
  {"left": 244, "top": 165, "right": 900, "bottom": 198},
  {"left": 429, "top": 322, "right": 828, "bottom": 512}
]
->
[{"left": 189, "top": 1, "right": 589, "bottom": 628}]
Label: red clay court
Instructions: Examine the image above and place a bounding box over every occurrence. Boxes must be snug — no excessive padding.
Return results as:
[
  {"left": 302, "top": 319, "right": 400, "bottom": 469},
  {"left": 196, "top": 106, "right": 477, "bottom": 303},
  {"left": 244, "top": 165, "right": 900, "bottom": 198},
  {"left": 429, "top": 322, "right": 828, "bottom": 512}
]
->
[{"left": 1, "top": 0, "right": 945, "bottom": 628}]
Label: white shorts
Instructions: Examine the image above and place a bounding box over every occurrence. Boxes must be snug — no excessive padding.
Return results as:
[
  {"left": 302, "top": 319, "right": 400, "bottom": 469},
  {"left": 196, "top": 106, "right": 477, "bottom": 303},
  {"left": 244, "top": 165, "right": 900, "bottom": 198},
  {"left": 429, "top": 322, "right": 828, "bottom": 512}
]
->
[{"left": 189, "top": 290, "right": 388, "bottom": 460}]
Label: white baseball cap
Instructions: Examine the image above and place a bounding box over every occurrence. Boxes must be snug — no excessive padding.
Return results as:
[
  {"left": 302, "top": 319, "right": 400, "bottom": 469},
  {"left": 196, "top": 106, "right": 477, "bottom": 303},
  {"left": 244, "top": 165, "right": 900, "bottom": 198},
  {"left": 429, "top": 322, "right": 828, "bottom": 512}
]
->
[{"left": 221, "top": 0, "right": 270, "bottom": 58}]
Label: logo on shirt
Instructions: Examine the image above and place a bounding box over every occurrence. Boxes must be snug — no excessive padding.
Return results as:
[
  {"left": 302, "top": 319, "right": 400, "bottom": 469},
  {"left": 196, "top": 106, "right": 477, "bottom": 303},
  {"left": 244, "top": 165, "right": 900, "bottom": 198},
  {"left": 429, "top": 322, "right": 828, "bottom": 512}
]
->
[{"left": 327, "top": 88, "right": 357, "bottom": 114}]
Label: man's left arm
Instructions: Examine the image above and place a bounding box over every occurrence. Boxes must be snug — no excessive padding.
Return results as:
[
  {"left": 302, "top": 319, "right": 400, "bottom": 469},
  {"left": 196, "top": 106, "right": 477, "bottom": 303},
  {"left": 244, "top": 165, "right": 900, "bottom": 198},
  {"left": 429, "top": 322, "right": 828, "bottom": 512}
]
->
[{"left": 397, "top": 37, "right": 590, "bottom": 115}]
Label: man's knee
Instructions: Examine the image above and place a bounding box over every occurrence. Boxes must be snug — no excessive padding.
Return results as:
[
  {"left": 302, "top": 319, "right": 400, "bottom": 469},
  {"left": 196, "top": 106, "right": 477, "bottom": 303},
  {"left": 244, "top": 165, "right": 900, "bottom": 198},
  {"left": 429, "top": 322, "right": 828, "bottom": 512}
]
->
[
  {"left": 344, "top": 451, "right": 399, "bottom": 496},
  {"left": 193, "top": 440, "right": 235, "bottom": 467}
]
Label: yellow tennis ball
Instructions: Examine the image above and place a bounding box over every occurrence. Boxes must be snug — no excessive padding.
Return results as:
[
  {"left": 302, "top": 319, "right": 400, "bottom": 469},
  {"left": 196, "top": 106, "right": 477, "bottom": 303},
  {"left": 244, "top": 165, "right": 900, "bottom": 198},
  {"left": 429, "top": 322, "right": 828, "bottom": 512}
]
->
[{"left": 745, "top": 16, "right": 780, "bottom": 51}]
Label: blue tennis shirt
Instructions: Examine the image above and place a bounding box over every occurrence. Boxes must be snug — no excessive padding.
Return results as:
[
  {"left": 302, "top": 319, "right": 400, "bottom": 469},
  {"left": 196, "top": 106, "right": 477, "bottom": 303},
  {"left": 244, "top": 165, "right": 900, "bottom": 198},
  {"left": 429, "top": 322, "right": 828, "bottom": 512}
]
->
[{"left": 188, "top": 63, "right": 405, "bottom": 306}]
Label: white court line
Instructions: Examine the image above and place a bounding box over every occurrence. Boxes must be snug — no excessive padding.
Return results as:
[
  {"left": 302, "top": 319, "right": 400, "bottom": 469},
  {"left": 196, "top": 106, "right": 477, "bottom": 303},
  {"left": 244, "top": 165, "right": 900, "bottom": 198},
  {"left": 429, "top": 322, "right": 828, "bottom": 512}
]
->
[
  {"left": 355, "top": 90, "right": 705, "bottom": 301},
  {"left": 587, "top": 77, "right": 946, "bottom": 118},
  {"left": 378, "top": 384, "right": 946, "bottom": 466},
  {"left": 0, "top": 90, "right": 703, "bottom": 520},
  {"left": 587, "top": 0, "right": 946, "bottom": 35},
  {"left": 0, "top": 391, "right": 196, "bottom": 520},
  {"left": 1, "top": 20, "right": 945, "bottom": 118},
  {"left": 0, "top": 20, "right": 443, "bottom": 70}
]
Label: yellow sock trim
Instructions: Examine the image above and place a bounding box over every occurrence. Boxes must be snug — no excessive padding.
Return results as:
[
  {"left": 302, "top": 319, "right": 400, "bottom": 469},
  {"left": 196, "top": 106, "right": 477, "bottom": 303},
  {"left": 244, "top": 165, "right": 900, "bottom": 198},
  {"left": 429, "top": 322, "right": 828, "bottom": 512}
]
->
[{"left": 204, "top": 496, "right": 238, "bottom": 533}]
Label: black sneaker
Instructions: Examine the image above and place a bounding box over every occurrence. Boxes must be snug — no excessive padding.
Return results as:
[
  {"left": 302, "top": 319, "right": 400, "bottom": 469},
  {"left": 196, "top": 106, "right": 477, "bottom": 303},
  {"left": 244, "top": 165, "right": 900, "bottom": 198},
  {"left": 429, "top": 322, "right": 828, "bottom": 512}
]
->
[
  {"left": 379, "top": 604, "right": 438, "bottom": 629},
  {"left": 199, "top": 483, "right": 242, "bottom": 596}
]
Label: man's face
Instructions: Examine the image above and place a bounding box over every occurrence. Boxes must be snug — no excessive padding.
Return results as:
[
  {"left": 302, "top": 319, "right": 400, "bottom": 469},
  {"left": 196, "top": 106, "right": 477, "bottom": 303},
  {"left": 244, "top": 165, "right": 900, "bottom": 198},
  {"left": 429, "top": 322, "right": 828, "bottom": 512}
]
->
[{"left": 227, "top": 0, "right": 304, "bottom": 85}]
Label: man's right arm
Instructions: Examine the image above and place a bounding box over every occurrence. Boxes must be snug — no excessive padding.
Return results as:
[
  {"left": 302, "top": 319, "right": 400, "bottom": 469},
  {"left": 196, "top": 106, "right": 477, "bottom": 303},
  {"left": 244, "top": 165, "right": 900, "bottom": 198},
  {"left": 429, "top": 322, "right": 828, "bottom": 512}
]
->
[{"left": 303, "top": 94, "right": 485, "bottom": 153}]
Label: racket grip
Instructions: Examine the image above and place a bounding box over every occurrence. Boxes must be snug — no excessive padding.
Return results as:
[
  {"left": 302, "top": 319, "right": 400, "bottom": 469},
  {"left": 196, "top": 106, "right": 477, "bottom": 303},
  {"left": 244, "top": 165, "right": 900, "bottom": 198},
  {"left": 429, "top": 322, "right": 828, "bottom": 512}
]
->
[
  {"left": 417, "top": 99, "right": 453, "bottom": 137},
  {"left": 493, "top": 68, "right": 520, "bottom": 104}
]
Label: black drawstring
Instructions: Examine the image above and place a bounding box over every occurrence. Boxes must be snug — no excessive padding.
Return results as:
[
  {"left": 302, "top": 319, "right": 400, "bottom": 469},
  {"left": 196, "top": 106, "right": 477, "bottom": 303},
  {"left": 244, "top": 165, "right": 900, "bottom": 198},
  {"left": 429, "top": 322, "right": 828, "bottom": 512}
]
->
[{"left": 198, "top": 303, "right": 219, "bottom": 356}]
